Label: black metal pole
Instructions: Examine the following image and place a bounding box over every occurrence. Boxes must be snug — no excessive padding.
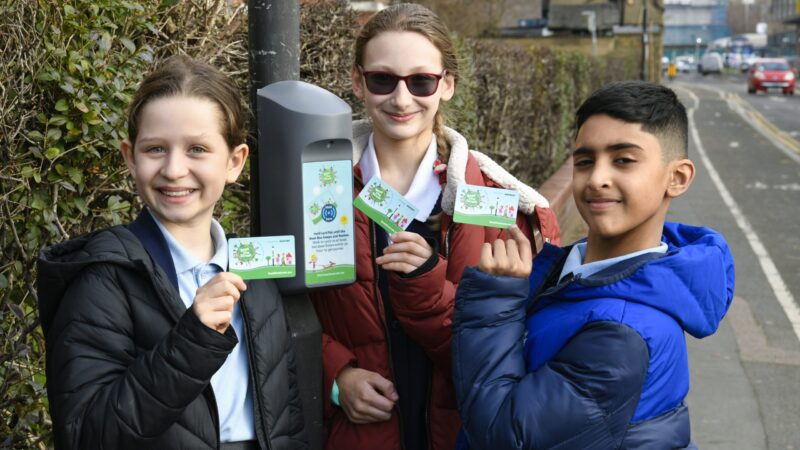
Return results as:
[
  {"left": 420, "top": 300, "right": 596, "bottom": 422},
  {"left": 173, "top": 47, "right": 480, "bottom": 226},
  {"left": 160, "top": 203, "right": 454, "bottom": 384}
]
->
[
  {"left": 248, "top": 0, "right": 300, "bottom": 236},
  {"left": 641, "top": 0, "right": 649, "bottom": 81},
  {"left": 248, "top": 2, "right": 322, "bottom": 450}
]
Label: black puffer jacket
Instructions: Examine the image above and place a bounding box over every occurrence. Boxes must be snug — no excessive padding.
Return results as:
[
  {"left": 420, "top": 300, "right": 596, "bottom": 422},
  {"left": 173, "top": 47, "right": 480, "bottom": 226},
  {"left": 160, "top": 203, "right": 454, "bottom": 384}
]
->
[{"left": 37, "top": 210, "right": 307, "bottom": 450}]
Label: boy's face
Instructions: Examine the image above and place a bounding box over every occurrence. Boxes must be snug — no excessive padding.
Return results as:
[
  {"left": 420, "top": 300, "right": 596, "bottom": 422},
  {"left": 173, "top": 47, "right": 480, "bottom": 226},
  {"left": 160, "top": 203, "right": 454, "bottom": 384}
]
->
[
  {"left": 572, "top": 114, "right": 692, "bottom": 254},
  {"left": 120, "top": 96, "right": 247, "bottom": 237}
]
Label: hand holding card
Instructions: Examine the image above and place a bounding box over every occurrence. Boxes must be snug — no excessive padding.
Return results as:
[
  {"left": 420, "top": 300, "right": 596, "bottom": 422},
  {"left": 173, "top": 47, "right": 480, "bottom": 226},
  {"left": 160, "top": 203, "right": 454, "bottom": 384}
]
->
[{"left": 375, "top": 231, "right": 434, "bottom": 274}]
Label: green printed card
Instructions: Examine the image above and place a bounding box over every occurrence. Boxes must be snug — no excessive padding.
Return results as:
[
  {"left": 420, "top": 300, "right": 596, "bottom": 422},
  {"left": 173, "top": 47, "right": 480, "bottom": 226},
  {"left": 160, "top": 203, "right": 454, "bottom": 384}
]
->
[
  {"left": 453, "top": 184, "right": 519, "bottom": 229},
  {"left": 353, "top": 176, "right": 419, "bottom": 234},
  {"left": 228, "top": 236, "right": 296, "bottom": 280}
]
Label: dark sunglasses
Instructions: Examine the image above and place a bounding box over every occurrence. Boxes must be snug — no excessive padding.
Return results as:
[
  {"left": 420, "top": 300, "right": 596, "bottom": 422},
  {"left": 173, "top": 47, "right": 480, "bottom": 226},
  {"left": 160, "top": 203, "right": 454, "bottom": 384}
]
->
[{"left": 358, "top": 66, "right": 447, "bottom": 97}]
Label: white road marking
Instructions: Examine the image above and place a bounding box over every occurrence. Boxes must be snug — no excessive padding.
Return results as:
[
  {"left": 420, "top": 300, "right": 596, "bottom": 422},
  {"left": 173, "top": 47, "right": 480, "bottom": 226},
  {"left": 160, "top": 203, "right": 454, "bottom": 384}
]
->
[
  {"left": 745, "top": 181, "right": 769, "bottom": 190},
  {"left": 682, "top": 87, "right": 800, "bottom": 344},
  {"left": 730, "top": 141, "right": 740, "bottom": 148}
]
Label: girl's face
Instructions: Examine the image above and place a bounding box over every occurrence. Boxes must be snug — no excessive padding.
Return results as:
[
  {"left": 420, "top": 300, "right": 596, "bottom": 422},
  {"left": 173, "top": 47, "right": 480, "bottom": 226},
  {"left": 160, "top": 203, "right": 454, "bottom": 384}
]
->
[
  {"left": 120, "top": 95, "right": 247, "bottom": 236},
  {"left": 352, "top": 31, "right": 455, "bottom": 148}
]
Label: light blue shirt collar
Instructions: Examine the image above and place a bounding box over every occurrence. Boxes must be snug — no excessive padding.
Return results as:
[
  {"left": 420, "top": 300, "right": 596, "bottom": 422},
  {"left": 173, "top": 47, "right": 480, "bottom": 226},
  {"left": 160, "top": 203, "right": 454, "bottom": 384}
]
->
[
  {"left": 150, "top": 214, "right": 228, "bottom": 277},
  {"left": 558, "top": 241, "right": 669, "bottom": 283}
]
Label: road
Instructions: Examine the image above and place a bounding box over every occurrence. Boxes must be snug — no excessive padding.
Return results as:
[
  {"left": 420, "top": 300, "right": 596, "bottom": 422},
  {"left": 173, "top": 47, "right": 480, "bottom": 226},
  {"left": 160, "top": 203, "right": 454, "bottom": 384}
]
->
[{"left": 665, "top": 71, "right": 800, "bottom": 449}]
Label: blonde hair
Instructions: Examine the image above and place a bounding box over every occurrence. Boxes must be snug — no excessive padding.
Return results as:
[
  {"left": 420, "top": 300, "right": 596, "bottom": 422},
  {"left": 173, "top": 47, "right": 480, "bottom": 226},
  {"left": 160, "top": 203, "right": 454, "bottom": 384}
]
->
[{"left": 354, "top": 3, "right": 459, "bottom": 162}]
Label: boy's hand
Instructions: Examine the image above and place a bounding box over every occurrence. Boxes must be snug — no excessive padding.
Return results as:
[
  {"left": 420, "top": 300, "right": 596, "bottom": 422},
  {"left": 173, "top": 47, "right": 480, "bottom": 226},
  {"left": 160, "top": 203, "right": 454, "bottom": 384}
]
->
[
  {"left": 376, "top": 231, "right": 433, "bottom": 274},
  {"left": 192, "top": 272, "right": 247, "bottom": 333},
  {"left": 479, "top": 225, "right": 533, "bottom": 279},
  {"left": 336, "top": 367, "right": 399, "bottom": 424}
]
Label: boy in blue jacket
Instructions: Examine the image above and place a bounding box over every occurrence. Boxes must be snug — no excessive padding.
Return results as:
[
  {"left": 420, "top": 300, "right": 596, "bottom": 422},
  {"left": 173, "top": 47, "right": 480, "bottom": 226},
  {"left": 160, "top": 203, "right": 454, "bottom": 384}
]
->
[{"left": 452, "top": 81, "right": 735, "bottom": 449}]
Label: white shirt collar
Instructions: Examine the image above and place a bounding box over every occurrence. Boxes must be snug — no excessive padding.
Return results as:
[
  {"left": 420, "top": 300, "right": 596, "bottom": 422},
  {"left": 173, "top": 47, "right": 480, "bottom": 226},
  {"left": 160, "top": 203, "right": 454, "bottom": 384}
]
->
[{"left": 359, "top": 133, "right": 442, "bottom": 221}]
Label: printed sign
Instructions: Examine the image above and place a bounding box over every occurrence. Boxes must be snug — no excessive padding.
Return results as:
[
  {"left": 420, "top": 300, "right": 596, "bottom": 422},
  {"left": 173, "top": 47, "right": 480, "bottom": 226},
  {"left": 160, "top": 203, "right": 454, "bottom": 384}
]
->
[
  {"left": 228, "top": 236, "right": 296, "bottom": 280},
  {"left": 353, "top": 176, "right": 419, "bottom": 234},
  {"left": 453, "top": 184, "right": 519, "bottom": 229},
  {"left": 302, "top": 160, "right": 356, "bottom": 286}
]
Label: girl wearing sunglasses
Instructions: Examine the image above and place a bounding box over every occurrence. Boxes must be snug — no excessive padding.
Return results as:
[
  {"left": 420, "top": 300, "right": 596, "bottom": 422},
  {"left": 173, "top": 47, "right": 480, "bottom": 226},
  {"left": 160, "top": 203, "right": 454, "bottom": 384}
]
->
[{"left": 309, "top": 4, "right": 560, "bottom": 450}]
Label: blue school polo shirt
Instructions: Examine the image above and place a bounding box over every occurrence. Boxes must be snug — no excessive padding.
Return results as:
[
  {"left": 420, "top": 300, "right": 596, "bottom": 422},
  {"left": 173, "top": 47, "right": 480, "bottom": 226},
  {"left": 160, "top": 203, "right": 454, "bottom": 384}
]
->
[{"left": 151, "top": 216, "right": 255, "bottom": 442}]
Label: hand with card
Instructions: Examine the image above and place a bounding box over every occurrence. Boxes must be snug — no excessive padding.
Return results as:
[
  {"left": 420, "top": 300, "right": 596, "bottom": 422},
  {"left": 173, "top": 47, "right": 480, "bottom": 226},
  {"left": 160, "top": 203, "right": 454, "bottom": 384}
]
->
[
  {"left": 375, "top": 231, "right": 433, "bottom": 274},
  {"left": 478, "top": 225, "right": 533, "bottom": 279},
  {"left": 192, "top": 272, "right": 247, "bottom": 333}
]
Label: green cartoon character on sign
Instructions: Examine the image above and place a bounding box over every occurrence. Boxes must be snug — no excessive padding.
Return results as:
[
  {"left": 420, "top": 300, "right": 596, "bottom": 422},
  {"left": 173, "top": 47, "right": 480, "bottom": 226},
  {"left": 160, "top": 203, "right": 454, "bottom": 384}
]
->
[{"left": 319, "top": 166, "right": 337, "bottom": 187}]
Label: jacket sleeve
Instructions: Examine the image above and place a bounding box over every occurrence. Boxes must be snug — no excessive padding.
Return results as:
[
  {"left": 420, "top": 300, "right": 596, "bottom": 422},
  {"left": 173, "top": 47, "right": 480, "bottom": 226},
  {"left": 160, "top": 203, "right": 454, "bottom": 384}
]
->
[
  {"left": 321, "top": 332, "right": 357, "bottom": 418},
  {"left": 46, "top": 264, "right": 237, "bottom": 449},
  {"left": 452, "top": 267, "right": 649, "bottom": 450}
]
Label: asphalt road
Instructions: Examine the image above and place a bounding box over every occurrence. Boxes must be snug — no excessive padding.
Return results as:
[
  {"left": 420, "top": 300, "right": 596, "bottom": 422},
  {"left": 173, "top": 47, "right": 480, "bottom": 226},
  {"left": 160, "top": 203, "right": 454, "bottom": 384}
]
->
[{"left": 665, "top": 73, "right": 800, "bottom": 449}]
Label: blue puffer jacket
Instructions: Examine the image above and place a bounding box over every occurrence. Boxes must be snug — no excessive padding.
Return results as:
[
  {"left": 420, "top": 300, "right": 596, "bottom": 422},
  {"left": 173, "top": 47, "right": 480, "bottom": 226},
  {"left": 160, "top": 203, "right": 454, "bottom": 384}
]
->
[{"left": 452, "top": 223, "right": 734, "bottom": 449}]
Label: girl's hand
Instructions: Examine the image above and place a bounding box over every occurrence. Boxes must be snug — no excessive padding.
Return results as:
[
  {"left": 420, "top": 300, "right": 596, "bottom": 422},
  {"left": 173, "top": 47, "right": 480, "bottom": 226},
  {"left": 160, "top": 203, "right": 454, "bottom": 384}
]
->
[
  {"left": 376, "top": 231, "right": 433, "bottom": 274},
  {"left": 336, "top": 367, "right": 399, "bottom": 424},
  {"left": 478, "top": 225, "right": 532, "bottom": 279},
  {"left": 192, "top": 272, "right": 247, "bottom": 333}
]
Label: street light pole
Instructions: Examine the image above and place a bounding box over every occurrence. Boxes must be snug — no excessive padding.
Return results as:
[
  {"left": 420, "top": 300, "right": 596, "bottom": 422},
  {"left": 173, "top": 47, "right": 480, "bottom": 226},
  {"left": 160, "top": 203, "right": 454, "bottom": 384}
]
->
[
  {"left": 641, "top": 0, "right": 649, "bottom": 81},
  {"left": 742, "top": 0, "right": 754, "bottom": 33},
  {"left": 695, "top": 37, "right": 702, "bottom": 65},
  {"left": 582, "top": 10, "right": 597, "bottom": 57}
]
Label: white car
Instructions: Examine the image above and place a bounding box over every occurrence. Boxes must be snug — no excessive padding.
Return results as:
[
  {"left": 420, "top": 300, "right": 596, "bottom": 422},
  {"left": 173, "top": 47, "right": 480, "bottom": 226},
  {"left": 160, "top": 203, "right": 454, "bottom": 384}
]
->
[{"left": 699, "top": 53, "right": 723, "bottom": 75}]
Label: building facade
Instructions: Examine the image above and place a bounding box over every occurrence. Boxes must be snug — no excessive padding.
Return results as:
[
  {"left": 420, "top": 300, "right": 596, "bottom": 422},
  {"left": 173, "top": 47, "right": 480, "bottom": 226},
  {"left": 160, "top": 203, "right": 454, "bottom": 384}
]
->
[{"left": 663, "top": 0, "right": 731, "bottom": 56}]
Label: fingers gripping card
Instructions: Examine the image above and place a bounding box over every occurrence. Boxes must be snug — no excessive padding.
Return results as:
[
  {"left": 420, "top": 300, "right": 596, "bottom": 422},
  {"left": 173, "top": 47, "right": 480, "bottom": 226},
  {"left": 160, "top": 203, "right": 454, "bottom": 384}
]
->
[
  {"left": 228, "top": 236, "right": 296, "bottom": 280},
  {"left": 353, "top": 176, "right": 419, "bottom": 234},
  {"left": 453, "top": 184, "right": 520, "bottom": 229}
]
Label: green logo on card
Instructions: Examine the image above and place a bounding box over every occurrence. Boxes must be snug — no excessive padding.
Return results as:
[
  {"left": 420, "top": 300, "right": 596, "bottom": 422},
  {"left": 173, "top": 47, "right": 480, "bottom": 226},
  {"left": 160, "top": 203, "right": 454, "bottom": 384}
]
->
[
  {"left": 461, "top": 189, "right": 483, "bottom": 209},
  {"left": 232, "top": 241, "right": 259, "bottom": 264},
  {"left": 366, "top": 183, "right": 389, "bottom": 206}
]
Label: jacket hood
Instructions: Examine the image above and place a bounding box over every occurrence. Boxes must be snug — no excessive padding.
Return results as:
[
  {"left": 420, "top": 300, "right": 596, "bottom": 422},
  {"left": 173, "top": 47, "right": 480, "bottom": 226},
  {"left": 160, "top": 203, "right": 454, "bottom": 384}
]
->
[
  {"left": 351, "top": 120, "right": 550, "bottom": 216},
  {"left": 36, "top": 226, "right": 149, "bottom": 334},
  {"left": 535, "top": 222, "right": 735, "bottom": 338}
]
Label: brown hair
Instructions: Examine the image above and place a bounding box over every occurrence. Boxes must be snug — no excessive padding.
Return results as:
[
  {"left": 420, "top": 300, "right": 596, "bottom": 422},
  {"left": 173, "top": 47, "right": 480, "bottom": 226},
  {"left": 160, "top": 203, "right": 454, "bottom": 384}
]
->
[
  {"left": 126, "top": 55, "right": 249, "bottom": 150},
  {"left": 354, "top": 3, "right": 459, "bottom": 162}
]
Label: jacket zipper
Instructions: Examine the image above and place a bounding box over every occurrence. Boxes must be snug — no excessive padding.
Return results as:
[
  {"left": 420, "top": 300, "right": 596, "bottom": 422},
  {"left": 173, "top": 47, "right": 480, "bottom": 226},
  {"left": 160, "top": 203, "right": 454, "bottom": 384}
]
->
[
  {"left": 204, "top": 387, "right": 221, "bottom": 448},
  {"left": 370, "top": 221, "right": 407, "bottom": 450},
  {"left": 240, "top": 294, "right": 272, "bottom": 450}
]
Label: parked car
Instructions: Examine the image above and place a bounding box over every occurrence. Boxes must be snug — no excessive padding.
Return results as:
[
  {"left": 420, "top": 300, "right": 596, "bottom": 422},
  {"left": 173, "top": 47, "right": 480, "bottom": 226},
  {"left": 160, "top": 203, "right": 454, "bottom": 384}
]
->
[
  {"left": 699, "top": 53, "right": 723, "bottom": 75},
  {"left": 747, "top": 58, "right": 796, "bottom": 95},
  {"left": 675, "top": 56, "right": 695, "bottom": 73}
]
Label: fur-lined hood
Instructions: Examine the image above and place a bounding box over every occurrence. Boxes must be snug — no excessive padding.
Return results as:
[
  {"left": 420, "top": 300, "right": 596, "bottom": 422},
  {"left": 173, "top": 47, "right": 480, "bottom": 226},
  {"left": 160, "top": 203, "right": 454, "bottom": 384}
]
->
[{"left": 351, "top": 120, "right": 549, "bottom": 216}]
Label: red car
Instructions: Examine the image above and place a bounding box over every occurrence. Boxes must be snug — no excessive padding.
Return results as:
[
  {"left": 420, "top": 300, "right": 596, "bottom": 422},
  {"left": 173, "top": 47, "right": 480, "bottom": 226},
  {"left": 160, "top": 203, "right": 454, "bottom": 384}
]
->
[{"left": 747, "top": 58, "right": 796, "bottom": 95}]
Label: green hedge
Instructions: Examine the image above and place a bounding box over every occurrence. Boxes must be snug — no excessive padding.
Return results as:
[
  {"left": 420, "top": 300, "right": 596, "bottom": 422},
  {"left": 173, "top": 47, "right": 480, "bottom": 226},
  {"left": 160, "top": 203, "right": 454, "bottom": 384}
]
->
[{"left": 0, "top": 1, "right": 637, "bottom": 447}]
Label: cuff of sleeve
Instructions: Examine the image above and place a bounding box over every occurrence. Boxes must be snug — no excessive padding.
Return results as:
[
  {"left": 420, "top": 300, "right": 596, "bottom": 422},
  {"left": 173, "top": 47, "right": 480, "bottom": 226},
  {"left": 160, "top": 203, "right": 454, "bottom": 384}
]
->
[
  {"left": 400, "top": 236, "right": 440, "bottom": 279},
  {"left": 331, "top": 379, "right": 341, "bottom": 406}
]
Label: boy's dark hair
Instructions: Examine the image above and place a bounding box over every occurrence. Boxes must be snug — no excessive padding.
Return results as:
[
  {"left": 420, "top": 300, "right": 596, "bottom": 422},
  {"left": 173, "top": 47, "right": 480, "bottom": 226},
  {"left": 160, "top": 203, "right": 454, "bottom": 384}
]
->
[
  {"left": 575, "top": 81, "right": 688, "bottom": 159},
  {"left": 127, "top": 55, "right": 249, "bottom": 150}
]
